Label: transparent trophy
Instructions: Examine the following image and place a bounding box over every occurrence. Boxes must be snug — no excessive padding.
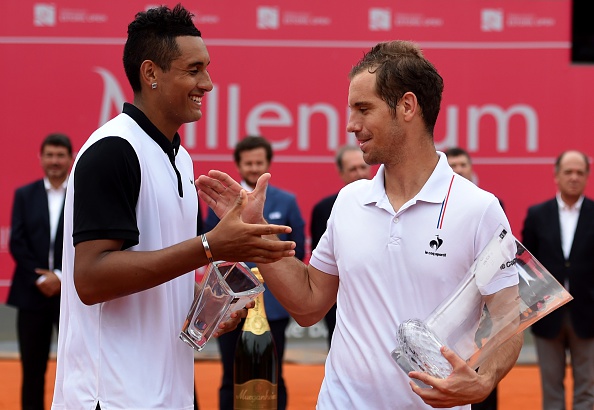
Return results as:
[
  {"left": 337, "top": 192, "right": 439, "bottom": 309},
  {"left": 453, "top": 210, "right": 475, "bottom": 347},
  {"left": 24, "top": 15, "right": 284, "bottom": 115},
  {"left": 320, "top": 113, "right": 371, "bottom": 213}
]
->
[
  {"left": 391, "top": 226, "right": 572, "bottom": 386},
  {"left": 180, "top": 261, "right": 264, "bottom": 351}
]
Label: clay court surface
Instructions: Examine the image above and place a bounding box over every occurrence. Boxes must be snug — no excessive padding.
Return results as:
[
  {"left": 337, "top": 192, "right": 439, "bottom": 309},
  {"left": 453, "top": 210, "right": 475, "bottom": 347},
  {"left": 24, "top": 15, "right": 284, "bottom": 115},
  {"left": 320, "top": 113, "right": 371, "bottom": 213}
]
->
[{"left": 0, "top": 360, "right": 574, "bottom": 409}]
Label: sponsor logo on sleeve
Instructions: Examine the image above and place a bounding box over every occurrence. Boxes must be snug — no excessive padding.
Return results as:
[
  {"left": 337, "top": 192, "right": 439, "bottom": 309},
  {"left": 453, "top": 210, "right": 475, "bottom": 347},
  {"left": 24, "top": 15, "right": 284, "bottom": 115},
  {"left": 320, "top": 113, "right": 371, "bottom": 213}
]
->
[{"left": 500, "top": 258, "right": 517, "bottom": 270}]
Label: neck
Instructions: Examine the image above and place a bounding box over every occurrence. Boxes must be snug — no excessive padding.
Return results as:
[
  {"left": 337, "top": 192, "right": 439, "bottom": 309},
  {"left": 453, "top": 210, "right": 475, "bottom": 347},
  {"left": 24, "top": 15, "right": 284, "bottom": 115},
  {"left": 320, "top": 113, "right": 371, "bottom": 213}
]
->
[
  {"left": 383, "top": 145, "right": 439, "bottom": 212},
  {"left": 47, "top": 176, "right": 67, "bottom": 189},
  {"left": 560, "top": 193, "right": 580, "bottom": 207},
  {"left": 133, "top": 98, "right": 177, "bottom": 142}
]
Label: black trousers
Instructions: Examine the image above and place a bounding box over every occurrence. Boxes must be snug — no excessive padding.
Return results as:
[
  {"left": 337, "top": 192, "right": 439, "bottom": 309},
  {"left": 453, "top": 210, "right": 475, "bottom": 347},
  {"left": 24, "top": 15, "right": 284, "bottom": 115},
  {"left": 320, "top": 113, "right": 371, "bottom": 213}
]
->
[
  {"left": 17, "top": 306, "right": 59, "bottom": 410},
  {"left": 217, "top": 317, "right": 289, "bottom": 410}
]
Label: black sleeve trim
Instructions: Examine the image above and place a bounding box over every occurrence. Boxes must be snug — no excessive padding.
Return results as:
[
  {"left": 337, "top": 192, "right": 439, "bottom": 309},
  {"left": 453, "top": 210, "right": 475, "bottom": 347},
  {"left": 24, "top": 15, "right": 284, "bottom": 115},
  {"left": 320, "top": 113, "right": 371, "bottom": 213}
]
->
[{"left": 73, "top": 137, "right": 141, "bottom": 250}]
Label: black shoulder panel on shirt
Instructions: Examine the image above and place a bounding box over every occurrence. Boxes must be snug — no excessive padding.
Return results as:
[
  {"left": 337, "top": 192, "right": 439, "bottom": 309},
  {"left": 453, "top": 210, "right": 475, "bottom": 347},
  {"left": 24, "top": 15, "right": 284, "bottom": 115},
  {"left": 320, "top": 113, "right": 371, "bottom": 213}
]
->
[{"left": 73, "top": 137, "right": 141, "bottom": 249}]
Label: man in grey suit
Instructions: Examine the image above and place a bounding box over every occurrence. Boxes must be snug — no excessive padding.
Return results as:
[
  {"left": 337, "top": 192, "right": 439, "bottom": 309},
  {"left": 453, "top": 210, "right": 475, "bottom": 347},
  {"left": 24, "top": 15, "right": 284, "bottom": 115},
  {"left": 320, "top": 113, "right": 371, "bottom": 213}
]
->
[
  {"left": 521, "top": 150, "right": 594, "bottom": 410},
  {"left": 7, "top": 133, "right": 73, "bottom": 410}
]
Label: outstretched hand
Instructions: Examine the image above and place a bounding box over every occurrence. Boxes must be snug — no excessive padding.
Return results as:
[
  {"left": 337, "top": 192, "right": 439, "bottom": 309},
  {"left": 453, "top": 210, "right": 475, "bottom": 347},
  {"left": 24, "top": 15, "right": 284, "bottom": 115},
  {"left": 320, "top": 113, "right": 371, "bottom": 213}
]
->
[
  {"left": 205, "top": 189, "right": 296, "bottom": 264},
  {"left": 197, "top": 170, "right": 269, "bottom": 224},
  {"left": 408, "top": 346, "right": 493, "bottom": 408}
]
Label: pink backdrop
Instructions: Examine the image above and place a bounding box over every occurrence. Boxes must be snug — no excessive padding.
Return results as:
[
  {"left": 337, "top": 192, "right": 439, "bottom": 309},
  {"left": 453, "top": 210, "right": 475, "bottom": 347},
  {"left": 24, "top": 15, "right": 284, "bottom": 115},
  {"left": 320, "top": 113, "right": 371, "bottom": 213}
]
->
[{"left": 1, "top": 1, "right": 593, "bottom": 301}]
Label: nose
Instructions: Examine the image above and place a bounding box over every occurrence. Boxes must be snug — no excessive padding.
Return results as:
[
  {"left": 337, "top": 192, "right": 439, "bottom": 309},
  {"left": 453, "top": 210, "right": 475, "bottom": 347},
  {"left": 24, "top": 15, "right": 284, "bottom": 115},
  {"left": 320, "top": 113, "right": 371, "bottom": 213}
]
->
[
  {"left": 199, "top": 70, "right": 214, "bottom": 92},
  {"left": 346, "top": 114, "right": 360, "bottom": 133}
]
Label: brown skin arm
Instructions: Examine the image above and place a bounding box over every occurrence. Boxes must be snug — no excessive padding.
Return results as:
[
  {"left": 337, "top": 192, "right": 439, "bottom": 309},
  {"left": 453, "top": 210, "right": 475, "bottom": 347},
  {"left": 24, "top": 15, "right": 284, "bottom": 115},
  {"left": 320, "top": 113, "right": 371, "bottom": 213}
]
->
[{"left": 73, "top": 190, "right": 296, "bottom": 306}]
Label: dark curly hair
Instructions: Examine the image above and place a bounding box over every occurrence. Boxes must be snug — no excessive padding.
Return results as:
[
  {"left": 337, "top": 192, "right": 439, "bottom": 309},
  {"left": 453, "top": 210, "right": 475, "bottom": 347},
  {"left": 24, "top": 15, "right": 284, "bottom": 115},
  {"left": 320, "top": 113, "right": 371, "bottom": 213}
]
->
[
  {"left": 349, "top": 40, "right": 444, "bottom": 136},
  {"left": 233, "top": 136, "right": 273, "bottom": 165},
  {"left": 123, "top": 4, "right": 202, "bottom": 93}
]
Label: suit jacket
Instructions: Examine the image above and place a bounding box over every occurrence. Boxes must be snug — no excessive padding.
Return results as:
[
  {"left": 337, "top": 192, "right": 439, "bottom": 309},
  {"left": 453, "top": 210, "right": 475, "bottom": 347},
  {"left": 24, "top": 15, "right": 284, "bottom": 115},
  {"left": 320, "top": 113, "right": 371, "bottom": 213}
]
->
[
  {"left": 521, "top": 197, "right": 594, "bottom": 339},
  {"left": 7, "top": 179, "right": 63, "bottom": 311},
  {"left": 204, "top": 184, "right": 305, "bottom": 321},
  {"left": 310, "top": 192, "right": 338, "bottom": 251}
]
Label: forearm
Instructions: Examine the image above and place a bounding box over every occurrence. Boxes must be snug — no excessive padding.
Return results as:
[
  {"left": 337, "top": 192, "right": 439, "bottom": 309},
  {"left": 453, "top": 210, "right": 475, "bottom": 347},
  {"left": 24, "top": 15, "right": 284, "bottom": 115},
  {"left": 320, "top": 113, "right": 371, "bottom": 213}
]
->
[
  {"left": 74, "top": 214, "right": 297, "bottom": 305},
  {"left": 74, "top": 236, "right": 208, "bottom": 305},
  {"left": 476, "top": 332, "right": 523, "bottom": 388},
  {"left": 257, "top": 257, "right": 308, "bottom": 313},
  {"left": 257, "top": 237, "right": 337, "bottom": 327}
]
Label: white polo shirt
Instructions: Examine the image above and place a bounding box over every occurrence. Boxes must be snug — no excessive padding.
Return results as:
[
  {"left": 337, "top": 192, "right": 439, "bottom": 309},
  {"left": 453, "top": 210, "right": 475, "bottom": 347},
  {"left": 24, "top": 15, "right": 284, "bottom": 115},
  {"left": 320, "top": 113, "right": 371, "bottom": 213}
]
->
[
  {"left": 311, "top": 152, "right": 517, "bottom": 410},
  {"left": 53, "top": 106, "right": 197, "bottom": 410}
]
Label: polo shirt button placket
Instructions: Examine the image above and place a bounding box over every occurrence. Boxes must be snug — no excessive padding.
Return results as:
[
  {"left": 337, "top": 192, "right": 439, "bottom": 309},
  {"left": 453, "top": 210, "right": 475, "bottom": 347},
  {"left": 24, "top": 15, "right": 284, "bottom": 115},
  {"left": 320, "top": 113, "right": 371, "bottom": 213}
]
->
[{"left": 390, "top": 216, "right": 401, "bottom": 246}]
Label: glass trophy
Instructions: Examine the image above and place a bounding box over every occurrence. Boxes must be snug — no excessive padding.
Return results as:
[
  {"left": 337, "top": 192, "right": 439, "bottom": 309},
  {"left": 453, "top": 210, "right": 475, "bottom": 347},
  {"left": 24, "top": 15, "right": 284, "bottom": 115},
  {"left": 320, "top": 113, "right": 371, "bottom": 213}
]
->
[
  {"left": 180, "top": 261, "right": 264, "bottom": 351},
  {"left": 391, "top": 226, "right": 572, "bottom": 386}
]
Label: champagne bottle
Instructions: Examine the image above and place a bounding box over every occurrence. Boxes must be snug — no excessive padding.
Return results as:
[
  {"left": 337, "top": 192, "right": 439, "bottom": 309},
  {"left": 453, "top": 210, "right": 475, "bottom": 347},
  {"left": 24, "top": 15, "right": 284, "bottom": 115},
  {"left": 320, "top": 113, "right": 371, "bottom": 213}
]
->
[{"left": 233, "top": 268, "right": 278, "bottom": 410}]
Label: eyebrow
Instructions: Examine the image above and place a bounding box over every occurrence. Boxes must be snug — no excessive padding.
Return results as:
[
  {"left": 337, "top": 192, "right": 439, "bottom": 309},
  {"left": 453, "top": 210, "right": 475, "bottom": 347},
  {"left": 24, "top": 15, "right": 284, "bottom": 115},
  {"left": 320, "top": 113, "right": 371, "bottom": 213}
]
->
[
  {"left": 195, "top": 59, "right": 210, "bottom": 67},
  {"left": 181, "top": 59, "right": 209, "bottom": 70},
  {"left": 349, "top": 101, "right": 371, "bottom": 108}
]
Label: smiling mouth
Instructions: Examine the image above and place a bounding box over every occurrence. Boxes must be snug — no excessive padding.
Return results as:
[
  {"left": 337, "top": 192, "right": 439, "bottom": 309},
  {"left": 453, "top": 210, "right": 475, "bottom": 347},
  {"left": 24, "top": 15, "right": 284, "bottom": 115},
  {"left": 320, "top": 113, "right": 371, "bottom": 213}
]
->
[{"left": 190, "top": 96, "right": 202, "bottom": 106}]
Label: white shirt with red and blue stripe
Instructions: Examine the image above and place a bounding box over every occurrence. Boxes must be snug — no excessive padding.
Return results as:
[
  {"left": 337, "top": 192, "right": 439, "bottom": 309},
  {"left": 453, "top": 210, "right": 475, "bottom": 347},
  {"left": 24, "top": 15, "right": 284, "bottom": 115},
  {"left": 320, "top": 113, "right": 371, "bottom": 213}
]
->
[{"left": 311, "top": 151, "right": 517, "bottom": 410}]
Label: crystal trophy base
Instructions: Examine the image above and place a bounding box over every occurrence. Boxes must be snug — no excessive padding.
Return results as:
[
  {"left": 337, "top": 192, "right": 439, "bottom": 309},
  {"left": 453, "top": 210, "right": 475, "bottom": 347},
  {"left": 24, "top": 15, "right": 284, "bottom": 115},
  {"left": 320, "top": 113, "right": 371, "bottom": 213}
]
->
[{"left": 391, "top": 319, "right": 452, "bottom": 387}]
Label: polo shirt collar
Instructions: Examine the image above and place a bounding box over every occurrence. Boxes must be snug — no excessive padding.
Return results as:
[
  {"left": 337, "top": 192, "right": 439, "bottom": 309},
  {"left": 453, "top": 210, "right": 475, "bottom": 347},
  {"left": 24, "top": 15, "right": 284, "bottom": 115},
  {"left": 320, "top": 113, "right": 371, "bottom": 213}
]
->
[
  {"left": 122, "top": 103, "right": 184, "bottom": 197},
  {"left": 362, "top": 151, "right": 455, "bottom": 207}
]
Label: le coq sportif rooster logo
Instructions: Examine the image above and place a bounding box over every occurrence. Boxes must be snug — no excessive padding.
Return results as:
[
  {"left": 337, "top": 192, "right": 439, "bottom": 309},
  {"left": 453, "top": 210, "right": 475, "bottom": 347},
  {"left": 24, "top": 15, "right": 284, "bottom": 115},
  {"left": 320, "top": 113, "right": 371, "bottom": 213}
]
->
[{"left": 429, "top": 235, "right": 443, "bottom": 251}]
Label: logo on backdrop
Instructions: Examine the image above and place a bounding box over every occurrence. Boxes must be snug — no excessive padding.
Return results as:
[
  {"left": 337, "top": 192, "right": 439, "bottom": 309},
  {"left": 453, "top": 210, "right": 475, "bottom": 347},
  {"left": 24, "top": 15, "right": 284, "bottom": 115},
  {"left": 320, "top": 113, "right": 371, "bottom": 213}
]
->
[
  {"left": 257, "top": 7, "right": 280, "bottom": 29},
  {"left": 481, "top": 9, "right": 504, "bottom": 32},
  {"left": 481, "top": 8, "right": 556, "bottom": 32},
  {"left": 369, "top": 8, "right": 391, "bottom": 31},
  {"left": 257, "top": 6, "right": 331, "bottom": 29},
  {"left": 32, "top": 4, "right": 108, "bottom": 26},
  {"left": 368, "top": 7, "right": 444, "bottom": 31},
  {"left": 34, "top": 3, "right": 56, "bottom": 27}
]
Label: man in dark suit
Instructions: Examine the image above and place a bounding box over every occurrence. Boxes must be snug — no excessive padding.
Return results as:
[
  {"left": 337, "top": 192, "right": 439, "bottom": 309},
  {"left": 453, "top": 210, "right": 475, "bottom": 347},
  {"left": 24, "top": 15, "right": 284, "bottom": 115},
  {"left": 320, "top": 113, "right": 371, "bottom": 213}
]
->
[
  {"left": 7, "top": 133, "right": 73, "bottom": 410},
  {"left": 521, "top": 150, "right": 594, "bottom": 410},
  {"left": 310, "top": 145, "right": 370, "bottom": 348},
  {"left": 204, "top": 135, "right": 305, "bottom": 410}
]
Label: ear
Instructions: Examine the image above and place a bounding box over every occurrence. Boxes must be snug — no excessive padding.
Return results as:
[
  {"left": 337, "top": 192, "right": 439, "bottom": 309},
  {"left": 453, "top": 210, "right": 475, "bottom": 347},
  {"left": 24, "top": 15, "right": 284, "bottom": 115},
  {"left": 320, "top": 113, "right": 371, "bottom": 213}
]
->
[
  {"left": 400, "top": 91, "right": 419, "bottom": 122},
  {"left": 139, "top": 60, "right": 158, "bottom": 91}
]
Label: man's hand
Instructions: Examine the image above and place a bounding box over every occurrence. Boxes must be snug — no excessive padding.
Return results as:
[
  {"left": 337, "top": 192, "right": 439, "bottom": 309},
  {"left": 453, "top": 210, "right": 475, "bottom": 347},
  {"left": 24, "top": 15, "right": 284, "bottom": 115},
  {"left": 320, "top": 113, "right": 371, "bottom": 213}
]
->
[
  {"left": 35, "top": 268, "right": 61, "bottom": 297},
  {"left": 213, "top": 301, "right": 255, "bottom": 337},
  {"left": 408, "top": 346, "right": 494, "bottom": 408},
  {"left": 197, "top": 170, "right": 269, "bottom": 224},
  {"left": 206, "top": 189, "right": 295, "bottom": 264}
]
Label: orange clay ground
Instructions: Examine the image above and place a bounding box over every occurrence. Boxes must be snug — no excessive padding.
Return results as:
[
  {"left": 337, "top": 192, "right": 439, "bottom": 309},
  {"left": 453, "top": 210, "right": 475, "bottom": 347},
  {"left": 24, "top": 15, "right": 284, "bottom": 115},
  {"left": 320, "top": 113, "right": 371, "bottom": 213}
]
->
[{"left": 0, "top": 360, "right": 573, "bottom": 409}]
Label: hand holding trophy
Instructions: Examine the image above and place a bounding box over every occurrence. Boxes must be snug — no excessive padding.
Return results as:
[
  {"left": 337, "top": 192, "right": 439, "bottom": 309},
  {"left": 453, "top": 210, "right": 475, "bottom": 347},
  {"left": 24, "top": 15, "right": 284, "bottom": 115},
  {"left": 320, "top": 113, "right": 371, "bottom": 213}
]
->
[{"left": 392, "top": 225, "right": 572, "bottom": 386}]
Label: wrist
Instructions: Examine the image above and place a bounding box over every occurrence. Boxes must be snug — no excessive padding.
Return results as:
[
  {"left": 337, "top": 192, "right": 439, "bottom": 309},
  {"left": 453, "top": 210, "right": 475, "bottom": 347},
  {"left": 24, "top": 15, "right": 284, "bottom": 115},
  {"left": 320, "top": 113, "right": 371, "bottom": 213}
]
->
[{"left": 200, "top": 234, "right": 214, "bottom": 264}]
